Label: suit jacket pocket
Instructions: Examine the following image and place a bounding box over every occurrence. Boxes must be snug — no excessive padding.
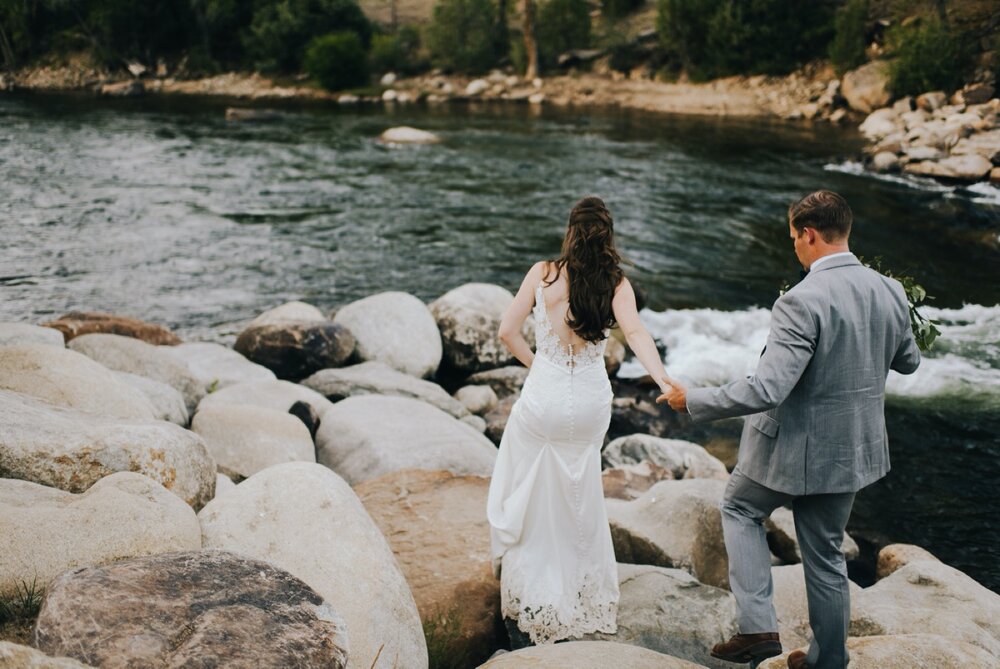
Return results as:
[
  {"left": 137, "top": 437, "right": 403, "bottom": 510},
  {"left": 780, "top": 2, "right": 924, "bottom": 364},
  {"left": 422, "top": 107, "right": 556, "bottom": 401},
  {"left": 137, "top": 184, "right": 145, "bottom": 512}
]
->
[{"left": 750, "top": 413, "right": 780, "bottom": 438}]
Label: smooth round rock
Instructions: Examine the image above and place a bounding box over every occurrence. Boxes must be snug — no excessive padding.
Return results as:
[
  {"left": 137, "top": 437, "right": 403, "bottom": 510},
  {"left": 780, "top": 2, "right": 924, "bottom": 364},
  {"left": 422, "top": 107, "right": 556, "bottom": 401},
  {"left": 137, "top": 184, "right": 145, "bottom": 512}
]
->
[
  {"left": 234, "top": 322, "right": 355, "bottom": 381},
  {"left": 197, "top": 378, "right": 334, "bottom": 423},
  {"left": 466, "top": 366, "right": 528, "bottom": 399},
  {"left": 332, "top": 291, "right": 442, "bottom": 378},
  {"left": 250, "top": 301, "right": 326, "bottom": 326},
  {"left": 34, "top": 550, "right": 348, "bottom": 669},
  {"left": 68, "top": 333, "right": 205, "bottom": 412},
  {"left": 42, "top": 311, "right": 181, "bottom": 345},
  {"left": 163, "top": 342, "right": 276, "bottom": 390},
  {"left": 0, "top": 345, "right": 156, "bottom": 420},
  {"left": 454, "top": 385, "right": 498, "bottom": 415},
  {"left": 0, "top": 322, "right": 65, "bottom": 348},
  {"left": 759, "top": 634, "right": 997, "bottom": 669},
  {"left": 0, "top": 389, "right": 216, "bottom": 509},
  {"left": 113, "top": 371, "right": 189, "bottom": 425},
  {"left": 876, "top": 543, "right": 940, "bottom": 580},
  {"left": 602, "top": 434, "right": 729, "bottom": 481},
  {"left": 315, "top": 395, "right": 497, "bottom": 485},
  {"left": 0, "top": 642, "right": 92, "bottom": 668},
  {"left": 480, "top": 641, "right": 707, "bottom": 668},
  {"left": 429, "top": 283, "right": 532, "bottom": 374},
  {"left": 0, "top": 472, "right": 200, "bottom": 594},
  {"left": 585, "top": 564, "right": 737, "bottom": 668},
  {"left": 303, "top": 361, "right": 468, "bottom": 419},
  {"left": 191, "top": 404, "right": 316, "bottom": 479},
  {"left": 199, "top": 462, "right": 427, "bottom": 669},
  {"left": 607, "top": 479, "right": 730, "bottom": 588},
  {"left": 379, "top": 126, "right": 441, "bottom": 144},
  {"left": 355, "top": 469, "right": 499, "bottom": 666}
]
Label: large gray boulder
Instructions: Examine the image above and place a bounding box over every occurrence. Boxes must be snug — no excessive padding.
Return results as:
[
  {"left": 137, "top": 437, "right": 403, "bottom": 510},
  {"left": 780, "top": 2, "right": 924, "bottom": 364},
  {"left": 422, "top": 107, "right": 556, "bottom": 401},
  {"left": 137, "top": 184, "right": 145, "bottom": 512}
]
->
[
  {"left": 480, "top": 641, "right": 708, "bottom": 668},
  {"left": 841, "top": 61, "right": 891, "bottom": 113},
  {"left": 904, "top": 154, "right": 993, "bottom": 181},
  {"left": 234, "top": 321, "right": 355, "bottom": 381},
  {"left": 0, "top": 642, "right": 92, "bottom": 668},
  {"left": 429, "top": 283, "right": 532, "bottom": 374},
  {"left": 113, "top": 371, "right": 189, "bottom": 425},
  {"left": 197, "top": 378, "right": 334, "bottom": 422},
  {"left": 191, "top": 404, "right": 315, "bottom": 479},
  {"left": 771, "top": 563, "right": 863, "bottom": 649},
  {"left": 466, "top": 366, "right": 529, "bottom": 399},
  {"left": 303, "top": 361, "right": 469, "bottom": 419},
  {"left": 68, "top": 333, "right": 205, "bottom": 413},
  {"left": 34, "top": 550, "right": 348, "bottom": 669},
  {"left": 162, "top": 341, "right": 275, "bottom": 390},
  {"left": 332, "top": 291, "right": 442, "bottom": 378},
  {"left": 0, "top": 390, "right": 215, "bottom": 509},
  {"left": 607, "top": 479, "right": 729, "bottom": 589},
  {"left": 0, "top": 322, "right": 64, "bottom": 348},
  {"left": 199, "top": 463, "right": 426, "bottom": 669},
  {"left": 760, "top": 634, "right": 997, "bottom": 669},
  {"left": 0, "top": 473, "right": 200, "bottom": 595},
  {"left": 585, "top": 564, "right": 737, "bottom": 669},
  {"left": 850, "top": 560, "right": 1000, "bottom": 656},
  {"left": 602, "top": 434, "right": 729, "bottom": 481},
  {"left": 0, "top": 345, "right": 156, "bottom": 421},
  {"left": 315, "top": 395, "right": 497, "bottom": 485}
]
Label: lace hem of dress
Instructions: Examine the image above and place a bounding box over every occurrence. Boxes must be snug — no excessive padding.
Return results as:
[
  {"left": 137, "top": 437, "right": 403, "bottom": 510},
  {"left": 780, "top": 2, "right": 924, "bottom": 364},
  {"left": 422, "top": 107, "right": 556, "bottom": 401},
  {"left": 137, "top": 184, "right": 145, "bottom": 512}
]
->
[
  {"left": 500, "top": 570, "right": 619, "bottom": 645},
  {"left": 533, "top": 283, "right": 607, "bottom": 371}
]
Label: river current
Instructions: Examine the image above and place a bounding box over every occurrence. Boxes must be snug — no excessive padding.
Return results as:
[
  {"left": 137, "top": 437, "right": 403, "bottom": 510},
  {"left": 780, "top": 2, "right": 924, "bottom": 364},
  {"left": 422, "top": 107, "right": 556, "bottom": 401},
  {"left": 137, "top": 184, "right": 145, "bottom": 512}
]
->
[{"left": 2, "top": 92, "right": 998, "bottom": 590}]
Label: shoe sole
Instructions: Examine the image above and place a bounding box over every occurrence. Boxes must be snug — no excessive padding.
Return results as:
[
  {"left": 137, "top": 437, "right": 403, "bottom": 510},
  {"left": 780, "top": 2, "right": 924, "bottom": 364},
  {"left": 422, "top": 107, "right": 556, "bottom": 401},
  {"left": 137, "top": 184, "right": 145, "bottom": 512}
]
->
[{"left": 710, "top": 641, "right": 783, "bottom": 664}]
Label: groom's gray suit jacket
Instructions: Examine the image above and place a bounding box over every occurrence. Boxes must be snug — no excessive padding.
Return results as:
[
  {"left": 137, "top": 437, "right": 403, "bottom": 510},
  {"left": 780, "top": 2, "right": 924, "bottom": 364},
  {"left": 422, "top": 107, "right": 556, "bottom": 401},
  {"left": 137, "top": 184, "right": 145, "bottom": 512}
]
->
[{"left": 687, "top": 255, "right": 920, "bottom": 495}]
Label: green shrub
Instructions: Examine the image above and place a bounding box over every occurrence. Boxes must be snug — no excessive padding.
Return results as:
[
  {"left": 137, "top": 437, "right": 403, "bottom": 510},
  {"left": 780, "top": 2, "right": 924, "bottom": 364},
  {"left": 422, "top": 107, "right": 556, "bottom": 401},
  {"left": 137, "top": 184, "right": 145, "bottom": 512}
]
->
[
  {"left": 602, "top": 0, "right": 644, "bottom": 20},
  {"left": 537, "top": 0, "right": 591, "bottom": 70},
  {"left": 829, "top": 0, "right": 868, "bottom": 75},
  {"left": 246, "top": 0, "right": 372, "bottom": 73},
  {"left": 886, "top": 16, "right": 968, "bottom": 96},
  {"left": 370, "top": 26, "right": 427, "bottom": 74},
  {"left": 304, "top": 31, "right": 368, "bottom": 90},
  {"left": 606, "top": 38, "right": 646, "bottom": 74},
  {"left": 426, "top": 0, "right": 499, "bottom": 74},
  {"left": 657, "top": 0, "right": 836, "bottom": 81}
]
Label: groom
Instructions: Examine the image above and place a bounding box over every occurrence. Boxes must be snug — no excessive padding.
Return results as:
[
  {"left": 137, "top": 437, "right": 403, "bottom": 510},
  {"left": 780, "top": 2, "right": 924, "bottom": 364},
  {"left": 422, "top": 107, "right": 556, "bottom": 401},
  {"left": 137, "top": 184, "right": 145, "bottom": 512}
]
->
[{"left": 658, "top": 190, "right": 920, "bottom": 669}]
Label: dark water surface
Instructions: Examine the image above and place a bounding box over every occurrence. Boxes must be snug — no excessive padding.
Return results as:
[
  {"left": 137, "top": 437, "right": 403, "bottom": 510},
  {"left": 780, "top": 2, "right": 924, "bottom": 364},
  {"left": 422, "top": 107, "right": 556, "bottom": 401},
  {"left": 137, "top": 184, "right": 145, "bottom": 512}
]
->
[{"left": 2, "top": 92, "right": 999, "bottom": 590}]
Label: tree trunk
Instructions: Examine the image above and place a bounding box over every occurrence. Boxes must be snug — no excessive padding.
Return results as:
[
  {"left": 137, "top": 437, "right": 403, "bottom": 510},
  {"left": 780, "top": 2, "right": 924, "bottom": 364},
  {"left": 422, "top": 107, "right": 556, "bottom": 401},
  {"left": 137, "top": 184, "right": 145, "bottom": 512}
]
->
[{"left": 522, "top": 0, "right": 538, "bottom": 79}]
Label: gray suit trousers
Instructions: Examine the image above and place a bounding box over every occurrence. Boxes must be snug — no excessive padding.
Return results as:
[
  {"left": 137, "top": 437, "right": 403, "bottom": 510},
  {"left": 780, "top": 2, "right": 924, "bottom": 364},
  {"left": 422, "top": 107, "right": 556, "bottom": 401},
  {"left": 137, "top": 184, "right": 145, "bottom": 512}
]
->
[{"left": 721, "top": 469, "right": 855, "bottom": 669}]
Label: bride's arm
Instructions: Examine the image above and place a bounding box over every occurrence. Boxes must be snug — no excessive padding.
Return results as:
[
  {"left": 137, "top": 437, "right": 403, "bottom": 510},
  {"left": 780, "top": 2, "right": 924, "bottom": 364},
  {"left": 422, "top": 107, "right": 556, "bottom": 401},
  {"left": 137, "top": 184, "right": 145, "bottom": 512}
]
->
[
  {"left": 612, "top": 278, "right": 671, "bottom": 393},
  {"left": 497, "top": 262, "right": 544, "bottom": 368}
]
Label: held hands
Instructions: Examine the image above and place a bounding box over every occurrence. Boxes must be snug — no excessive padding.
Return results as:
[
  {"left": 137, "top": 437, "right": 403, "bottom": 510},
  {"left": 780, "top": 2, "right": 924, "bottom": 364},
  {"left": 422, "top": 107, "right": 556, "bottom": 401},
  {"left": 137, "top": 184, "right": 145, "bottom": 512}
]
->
[{"left": 655, "top": 376, "right": 688, "bottom": 413}]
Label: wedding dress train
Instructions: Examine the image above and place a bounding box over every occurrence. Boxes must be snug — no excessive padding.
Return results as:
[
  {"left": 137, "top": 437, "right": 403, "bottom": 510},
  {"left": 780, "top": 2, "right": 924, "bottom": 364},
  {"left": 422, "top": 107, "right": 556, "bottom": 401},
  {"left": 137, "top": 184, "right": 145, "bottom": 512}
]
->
[{"left": 486, "top": 282, "right": 620, "bottom": 645}]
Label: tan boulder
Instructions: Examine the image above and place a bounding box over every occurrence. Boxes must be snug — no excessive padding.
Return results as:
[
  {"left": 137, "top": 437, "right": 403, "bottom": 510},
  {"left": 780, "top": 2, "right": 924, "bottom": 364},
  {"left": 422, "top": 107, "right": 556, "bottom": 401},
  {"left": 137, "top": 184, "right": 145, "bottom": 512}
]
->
[
  {"left": 602, "top": 461, "right": 674, "bottom": 500},
  {"left": 43, "top": 311, "right": 180, "bottom": 345},
  {"left": 480, "top": 641, "right": 708, "bottom": 668},
  {"left": 355, "top": 469, "right": 500, "bottom": 667},
  {"left": 759, "top": 634, "right": 996, "bottom": 668},
  {"left": 0, "top": 473, "right": 200, "bottom": 595},
  {"left": 875, "top": 543, "right": 939, "bottom": 580},
  {"left": 250, "top": 301, "right": 325, "bottom": 326},
  {"left": 0, "top": 642, "right": 93, "bottom": 668},
  {"left": 841, "top": 62, "right": 891, "bottom": 113}
]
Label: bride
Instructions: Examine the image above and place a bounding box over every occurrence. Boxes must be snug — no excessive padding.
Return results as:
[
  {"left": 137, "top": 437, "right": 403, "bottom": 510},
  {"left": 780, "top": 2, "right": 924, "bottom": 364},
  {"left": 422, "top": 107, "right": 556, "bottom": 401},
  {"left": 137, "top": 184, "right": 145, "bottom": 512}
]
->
[{"left": 487, "top": 196, "right": 672, "bottom": 647}]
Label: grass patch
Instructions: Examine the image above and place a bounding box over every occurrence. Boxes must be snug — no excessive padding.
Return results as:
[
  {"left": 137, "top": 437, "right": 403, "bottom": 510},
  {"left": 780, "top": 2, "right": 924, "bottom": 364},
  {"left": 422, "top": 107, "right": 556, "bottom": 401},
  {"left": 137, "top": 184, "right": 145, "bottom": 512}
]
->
[
  {"left": 0, "top": 580, "right": 43, "bottom": 645},
  {"left": 423, "top": 605, "right": 469, "bottom": 669}
]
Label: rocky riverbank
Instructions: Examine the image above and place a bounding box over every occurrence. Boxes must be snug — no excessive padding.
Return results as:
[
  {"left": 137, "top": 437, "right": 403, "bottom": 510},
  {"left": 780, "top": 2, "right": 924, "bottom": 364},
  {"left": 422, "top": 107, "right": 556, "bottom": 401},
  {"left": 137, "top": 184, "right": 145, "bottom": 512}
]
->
[{"left": 2, "top": 283, "right": 999, "bottom": 668}]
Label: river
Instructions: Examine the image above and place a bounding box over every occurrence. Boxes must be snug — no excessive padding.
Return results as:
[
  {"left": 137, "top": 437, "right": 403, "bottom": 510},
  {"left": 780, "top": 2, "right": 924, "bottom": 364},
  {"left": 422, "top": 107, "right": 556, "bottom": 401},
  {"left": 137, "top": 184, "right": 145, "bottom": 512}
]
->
[{"left": 2, "top": 92, "right": 998, "bottom": 591}]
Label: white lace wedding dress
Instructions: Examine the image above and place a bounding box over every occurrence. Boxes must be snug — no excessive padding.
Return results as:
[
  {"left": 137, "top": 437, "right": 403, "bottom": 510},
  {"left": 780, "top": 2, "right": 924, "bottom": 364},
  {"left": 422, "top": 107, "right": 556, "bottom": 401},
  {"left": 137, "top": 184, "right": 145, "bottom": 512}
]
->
[{"left": 486, "top": 282, "right": 620, "bottom": 645}]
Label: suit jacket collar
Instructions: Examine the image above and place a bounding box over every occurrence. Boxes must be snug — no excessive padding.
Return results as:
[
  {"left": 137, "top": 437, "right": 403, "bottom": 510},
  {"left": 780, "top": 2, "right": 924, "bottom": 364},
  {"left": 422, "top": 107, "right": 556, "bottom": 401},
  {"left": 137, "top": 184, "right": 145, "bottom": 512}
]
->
[{"left": 808, "top": 253, "right": 861, "bottom": 275}]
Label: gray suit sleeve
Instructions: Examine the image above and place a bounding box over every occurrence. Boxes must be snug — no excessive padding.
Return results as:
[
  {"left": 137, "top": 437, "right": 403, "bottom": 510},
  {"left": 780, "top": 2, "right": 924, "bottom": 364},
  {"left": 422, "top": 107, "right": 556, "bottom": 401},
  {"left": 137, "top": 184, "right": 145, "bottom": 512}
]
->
[
  {"left": 890, "top": 319, "right": 921, "bottom": 375},
  {"left": 687, "top": 292, "right": 817, "bottom": 423}
]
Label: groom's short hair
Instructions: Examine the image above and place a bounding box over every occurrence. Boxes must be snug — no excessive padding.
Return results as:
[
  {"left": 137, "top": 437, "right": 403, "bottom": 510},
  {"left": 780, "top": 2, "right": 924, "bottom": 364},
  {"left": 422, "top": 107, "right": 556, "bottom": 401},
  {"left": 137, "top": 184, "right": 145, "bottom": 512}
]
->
[{"left": 788, "top": 190, "right": 852, "bottom": 241}]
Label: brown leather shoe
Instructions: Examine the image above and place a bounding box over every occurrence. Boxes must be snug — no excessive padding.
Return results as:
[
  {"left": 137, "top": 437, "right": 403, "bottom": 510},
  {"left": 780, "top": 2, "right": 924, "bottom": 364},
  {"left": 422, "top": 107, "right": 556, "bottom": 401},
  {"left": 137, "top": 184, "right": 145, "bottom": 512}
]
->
[
  {"left": 710, "top": 632, "right": 782, "bottom": 663},
  {"left": 787, "top": 649, "right": 810, "bottom": 669}
]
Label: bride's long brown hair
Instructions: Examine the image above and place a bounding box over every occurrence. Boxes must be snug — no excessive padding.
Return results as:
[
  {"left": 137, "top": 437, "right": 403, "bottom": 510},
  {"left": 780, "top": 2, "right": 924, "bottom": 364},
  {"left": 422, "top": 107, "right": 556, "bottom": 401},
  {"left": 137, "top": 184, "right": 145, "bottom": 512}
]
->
[{"left": 545, "top": 196, "right": 624, "bottom": 343}]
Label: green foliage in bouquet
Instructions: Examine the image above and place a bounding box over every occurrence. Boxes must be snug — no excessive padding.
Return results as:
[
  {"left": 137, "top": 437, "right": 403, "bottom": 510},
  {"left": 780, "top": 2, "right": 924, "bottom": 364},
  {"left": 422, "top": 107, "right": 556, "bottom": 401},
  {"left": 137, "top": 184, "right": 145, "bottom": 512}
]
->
[{"left": 779, "top": 257, "right": 941, "bottom": 352}]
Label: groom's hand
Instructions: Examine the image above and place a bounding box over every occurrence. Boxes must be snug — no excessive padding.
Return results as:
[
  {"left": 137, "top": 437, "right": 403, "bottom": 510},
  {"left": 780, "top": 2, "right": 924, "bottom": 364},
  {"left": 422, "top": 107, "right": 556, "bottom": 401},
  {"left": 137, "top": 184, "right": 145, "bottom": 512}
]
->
[{"left": 656, "top": 377, "right": 688, "bottom": 412}]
